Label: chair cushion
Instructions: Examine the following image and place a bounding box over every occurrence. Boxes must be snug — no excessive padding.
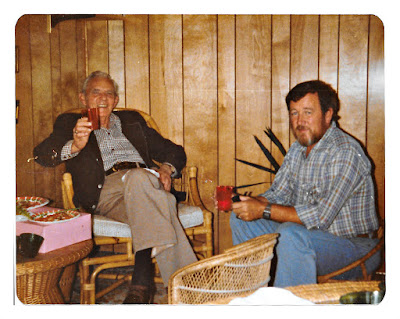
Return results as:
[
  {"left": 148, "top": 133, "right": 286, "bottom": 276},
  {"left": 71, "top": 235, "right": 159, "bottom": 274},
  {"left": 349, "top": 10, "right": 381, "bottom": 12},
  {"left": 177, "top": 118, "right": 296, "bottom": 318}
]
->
[
  {"left": 92, "top": 203, "right": 204, "bottom": 237},
  {"left": 177, "top": 203, "right": 204, "bottom": 229}
]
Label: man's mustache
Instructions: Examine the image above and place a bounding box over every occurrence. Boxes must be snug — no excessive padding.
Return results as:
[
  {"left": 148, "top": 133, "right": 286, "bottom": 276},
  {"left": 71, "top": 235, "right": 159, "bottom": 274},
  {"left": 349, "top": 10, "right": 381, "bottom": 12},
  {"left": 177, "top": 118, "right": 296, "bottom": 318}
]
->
[{"left": 296, "top": 125, "right": 309, "bottom": 131}]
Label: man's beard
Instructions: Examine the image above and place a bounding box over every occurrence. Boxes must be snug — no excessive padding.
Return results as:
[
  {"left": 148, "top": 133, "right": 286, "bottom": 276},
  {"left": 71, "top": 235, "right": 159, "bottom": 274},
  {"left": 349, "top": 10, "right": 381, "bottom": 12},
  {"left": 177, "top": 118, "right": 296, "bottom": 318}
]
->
[{"left": 294, "top": 126, "right": 324, "bottom": 147}]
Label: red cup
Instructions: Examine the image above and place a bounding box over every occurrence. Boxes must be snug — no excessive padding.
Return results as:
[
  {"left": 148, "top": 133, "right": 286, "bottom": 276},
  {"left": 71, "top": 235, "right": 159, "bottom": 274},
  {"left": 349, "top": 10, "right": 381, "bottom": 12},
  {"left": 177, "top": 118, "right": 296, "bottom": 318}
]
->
[
  {"left": 81, "top": 108, "right": 100, "bottom": 130},
  {"left": 216, "top": 186, "right": 234, "bottom": 211}
]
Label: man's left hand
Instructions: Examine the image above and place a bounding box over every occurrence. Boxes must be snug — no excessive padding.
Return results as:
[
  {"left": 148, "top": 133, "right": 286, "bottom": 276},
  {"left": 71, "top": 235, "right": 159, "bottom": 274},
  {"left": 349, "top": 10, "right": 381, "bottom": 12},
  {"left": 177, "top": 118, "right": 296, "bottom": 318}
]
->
[{"left": 157, "top": 164, "right": 173, "bottom": 192}]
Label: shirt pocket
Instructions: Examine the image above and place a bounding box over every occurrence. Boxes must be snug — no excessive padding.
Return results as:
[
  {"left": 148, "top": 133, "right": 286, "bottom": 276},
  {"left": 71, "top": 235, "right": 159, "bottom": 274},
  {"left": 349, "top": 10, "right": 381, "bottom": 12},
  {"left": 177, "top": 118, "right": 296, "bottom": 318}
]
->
[{"left": 295, "top": 182, "right": 322, "bottom": 205}]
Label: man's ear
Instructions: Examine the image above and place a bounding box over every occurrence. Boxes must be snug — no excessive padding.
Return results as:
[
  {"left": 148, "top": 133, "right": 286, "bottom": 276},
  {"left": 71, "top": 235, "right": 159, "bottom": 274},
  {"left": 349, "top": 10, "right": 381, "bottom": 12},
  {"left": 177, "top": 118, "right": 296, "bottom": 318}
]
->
[
  {"left": 79, "top": 92, "right": 87, "bottom": 106},
  {"left": 325, "top": 108, "right": 333, "bottom": 124},
  {"left": 113, "top": 95, "right": 119, "bottom": 108}
]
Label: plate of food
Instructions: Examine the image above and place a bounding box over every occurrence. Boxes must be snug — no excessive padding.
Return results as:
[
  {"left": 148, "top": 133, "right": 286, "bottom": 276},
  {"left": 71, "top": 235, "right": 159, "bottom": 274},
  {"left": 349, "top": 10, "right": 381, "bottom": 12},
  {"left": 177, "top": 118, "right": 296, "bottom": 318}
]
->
[
  {"left": 29, "top": 209, "right": 80, "bottom": 224},
  {"left": 16, "top": 196, "right": 49, "bottom": 211}
]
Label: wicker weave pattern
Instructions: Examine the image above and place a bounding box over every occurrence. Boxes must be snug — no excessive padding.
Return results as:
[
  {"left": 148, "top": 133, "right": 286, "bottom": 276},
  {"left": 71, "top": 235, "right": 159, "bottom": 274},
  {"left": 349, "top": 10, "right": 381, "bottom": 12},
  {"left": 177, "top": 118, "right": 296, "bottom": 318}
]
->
[
  {"left": 16, "top": 240, "right": 93, "bottom": 304},
  {"left": 286, "top": 281, "right": 381, "bottom": 304},
  {"left": 168, "top": 233, "right": 278, "bottom": 304}
]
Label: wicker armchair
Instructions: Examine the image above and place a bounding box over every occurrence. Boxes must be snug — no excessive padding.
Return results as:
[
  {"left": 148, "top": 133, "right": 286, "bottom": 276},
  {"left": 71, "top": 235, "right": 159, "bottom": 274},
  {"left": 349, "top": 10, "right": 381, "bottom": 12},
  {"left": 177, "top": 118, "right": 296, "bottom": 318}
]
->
[
  {"left": 317, "top": 225, "right": 385, "bottom": 283},
  {"left": 168, "top": 233, "right": 278, "bottom": 304},
  {"left": 61, "top": 108, "right": 213, "bottom": 304}
]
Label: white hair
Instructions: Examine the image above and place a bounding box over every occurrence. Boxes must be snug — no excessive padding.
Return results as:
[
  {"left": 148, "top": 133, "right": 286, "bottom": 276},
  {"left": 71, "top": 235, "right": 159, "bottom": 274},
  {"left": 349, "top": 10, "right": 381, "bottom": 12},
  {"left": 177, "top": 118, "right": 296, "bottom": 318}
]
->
[{"left": 81, "top": 71, "right": 119, "bottom": 96}]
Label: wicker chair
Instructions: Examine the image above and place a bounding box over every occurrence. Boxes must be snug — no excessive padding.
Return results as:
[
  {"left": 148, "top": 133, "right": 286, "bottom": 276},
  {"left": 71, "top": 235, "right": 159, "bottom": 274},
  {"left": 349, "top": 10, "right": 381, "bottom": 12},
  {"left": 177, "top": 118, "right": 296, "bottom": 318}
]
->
[
  {"left": 61, "top": 108, "right": 213, "bottom": 304},
  {"left": 317, "top": 224, "right": 385, "bottom": 283},
  {"left": 168, "top": 233, "right": 278, "bottom": 305}
]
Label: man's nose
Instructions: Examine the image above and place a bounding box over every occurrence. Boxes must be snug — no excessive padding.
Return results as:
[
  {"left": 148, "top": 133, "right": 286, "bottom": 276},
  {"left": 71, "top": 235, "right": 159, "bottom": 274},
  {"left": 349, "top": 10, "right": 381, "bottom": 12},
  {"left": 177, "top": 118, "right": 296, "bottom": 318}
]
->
[{"left": 297, "top": 113, "right": 306, "bottom": 125}]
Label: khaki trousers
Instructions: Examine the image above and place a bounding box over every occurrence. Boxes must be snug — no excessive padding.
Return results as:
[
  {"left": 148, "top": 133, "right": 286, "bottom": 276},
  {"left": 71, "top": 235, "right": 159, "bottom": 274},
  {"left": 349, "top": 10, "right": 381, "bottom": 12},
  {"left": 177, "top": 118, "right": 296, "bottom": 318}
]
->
[{"left": 96, "top": 168, "right": 197, "bottom": 285}]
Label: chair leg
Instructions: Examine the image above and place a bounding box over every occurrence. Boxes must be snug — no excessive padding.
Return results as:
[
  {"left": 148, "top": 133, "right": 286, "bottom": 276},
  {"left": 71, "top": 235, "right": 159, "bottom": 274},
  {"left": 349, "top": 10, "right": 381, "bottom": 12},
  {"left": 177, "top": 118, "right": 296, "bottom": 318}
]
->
[{"left": 79, "top": 258, "right": 95, "bottom": 304}]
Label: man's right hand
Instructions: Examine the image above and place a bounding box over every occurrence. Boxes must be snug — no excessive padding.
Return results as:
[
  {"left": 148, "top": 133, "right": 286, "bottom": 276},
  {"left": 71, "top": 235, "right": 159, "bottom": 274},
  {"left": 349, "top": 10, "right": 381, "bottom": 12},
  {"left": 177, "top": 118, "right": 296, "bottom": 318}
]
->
[
  {"left": 71, "top": 117, "right": 92, "bottom": 153},
  {"left": 232, "top": 195, "right": 267, "bottom": 221}
]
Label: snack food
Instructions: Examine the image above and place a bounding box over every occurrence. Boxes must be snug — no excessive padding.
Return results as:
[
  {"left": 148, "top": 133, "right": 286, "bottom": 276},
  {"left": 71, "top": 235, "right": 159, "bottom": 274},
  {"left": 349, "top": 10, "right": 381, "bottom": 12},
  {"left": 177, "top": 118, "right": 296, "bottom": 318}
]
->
[{"left": 31, "top": 209, "right": 80, "bottom": 223}]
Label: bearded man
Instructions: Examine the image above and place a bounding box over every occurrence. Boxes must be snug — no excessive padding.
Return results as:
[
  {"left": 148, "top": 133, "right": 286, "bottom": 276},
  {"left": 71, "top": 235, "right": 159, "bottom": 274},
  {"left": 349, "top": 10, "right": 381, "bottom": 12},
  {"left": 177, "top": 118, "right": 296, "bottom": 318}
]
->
[{"left": 229, "top": 80, "right": 380, "bottom": 287}]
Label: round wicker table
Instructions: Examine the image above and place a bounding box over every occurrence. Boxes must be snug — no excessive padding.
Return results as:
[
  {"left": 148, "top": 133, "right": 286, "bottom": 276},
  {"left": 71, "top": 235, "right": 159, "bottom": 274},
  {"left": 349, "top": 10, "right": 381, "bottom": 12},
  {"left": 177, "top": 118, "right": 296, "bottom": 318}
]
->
[{"left": 16, "top": 239, "right": 93, "bottom": 304}]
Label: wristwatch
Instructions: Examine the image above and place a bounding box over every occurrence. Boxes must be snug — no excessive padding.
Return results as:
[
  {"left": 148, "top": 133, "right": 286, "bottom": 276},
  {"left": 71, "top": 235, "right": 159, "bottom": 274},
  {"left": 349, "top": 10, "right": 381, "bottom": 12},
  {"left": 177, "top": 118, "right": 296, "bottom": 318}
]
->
[{"left": 262, "top": 203, "right": 272, "bottom": 220}]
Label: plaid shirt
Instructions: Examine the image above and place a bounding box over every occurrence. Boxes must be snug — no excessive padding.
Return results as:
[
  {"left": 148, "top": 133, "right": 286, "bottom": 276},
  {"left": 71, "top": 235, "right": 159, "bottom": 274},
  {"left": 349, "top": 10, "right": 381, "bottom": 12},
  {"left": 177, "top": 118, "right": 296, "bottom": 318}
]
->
[
  {"left": 61, "top": 113, "right": 145, "bottom": 171},
  {"left": 261, "top": 122, "right": 379, "bottom": 238}
]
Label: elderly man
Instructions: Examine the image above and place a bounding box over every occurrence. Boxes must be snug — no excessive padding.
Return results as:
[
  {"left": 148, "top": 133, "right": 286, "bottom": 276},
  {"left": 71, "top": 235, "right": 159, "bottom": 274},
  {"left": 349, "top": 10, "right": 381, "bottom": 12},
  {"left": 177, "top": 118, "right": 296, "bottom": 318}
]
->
[
  {"left": 230, "top": 80, "right": 381, "bottom": 287},
  {"left": 34, "top": 71, "right": 197, "bottom": 303}
]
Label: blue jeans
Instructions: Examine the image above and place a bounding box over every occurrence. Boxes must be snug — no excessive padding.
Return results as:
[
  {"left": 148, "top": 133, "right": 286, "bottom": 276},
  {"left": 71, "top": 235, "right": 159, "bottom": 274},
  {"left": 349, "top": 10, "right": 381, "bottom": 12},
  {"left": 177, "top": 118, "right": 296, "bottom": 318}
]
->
[{"left": 230, "top": 213, "right": 381, "bottom": 287}]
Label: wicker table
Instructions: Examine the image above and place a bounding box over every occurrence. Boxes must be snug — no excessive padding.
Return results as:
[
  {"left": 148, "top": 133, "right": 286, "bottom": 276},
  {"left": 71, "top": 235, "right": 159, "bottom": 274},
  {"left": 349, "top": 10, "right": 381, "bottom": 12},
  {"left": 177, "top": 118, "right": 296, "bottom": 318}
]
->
[{"left": 16, "top": 239, "right": 93, "bottom": 304}]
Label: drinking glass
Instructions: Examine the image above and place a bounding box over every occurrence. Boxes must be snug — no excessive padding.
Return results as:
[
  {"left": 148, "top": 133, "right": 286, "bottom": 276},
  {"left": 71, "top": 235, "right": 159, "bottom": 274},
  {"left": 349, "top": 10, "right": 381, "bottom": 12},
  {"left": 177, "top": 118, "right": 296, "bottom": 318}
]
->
[
  {"left": 81, "top": 107, "right": 100, "bottom": 130},
  {"left": 216, "top": 186, "right": 234, "bottom": 211},
  {"left": 18, "top": 233, "right": 44, "bottom": 258}
]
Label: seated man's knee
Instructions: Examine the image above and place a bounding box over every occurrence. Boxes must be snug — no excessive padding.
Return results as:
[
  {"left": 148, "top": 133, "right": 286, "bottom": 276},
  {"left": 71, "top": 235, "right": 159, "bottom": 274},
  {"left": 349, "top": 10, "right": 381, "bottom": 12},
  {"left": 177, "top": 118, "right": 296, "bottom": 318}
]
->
[
  {"left": 124, "top": 168, "right": 159, "bottom": 188},
  {"left": 276, "top": 222, "right": 309, "bottom": 246}
]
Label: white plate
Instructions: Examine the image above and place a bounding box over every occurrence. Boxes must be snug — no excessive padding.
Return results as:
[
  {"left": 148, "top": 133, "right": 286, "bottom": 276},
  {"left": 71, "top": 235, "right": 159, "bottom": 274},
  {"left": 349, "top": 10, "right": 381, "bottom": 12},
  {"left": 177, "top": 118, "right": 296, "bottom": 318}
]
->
[
  {"left": 29, "top": 209, "right": 80, "bottom": 224},
  {"left": 16, "top": 196, "right": 50, "bottom": 211}
]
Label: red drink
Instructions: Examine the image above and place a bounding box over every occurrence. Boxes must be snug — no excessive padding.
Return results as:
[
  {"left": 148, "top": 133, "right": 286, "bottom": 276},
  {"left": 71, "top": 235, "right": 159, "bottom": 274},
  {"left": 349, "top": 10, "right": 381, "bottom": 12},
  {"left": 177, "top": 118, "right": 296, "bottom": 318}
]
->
[
  {"left": 81, "top": 108, "right": 100, "bottom": 130},
  {"left": 216, "top": 186, "right": 234, "bottom": 211}
]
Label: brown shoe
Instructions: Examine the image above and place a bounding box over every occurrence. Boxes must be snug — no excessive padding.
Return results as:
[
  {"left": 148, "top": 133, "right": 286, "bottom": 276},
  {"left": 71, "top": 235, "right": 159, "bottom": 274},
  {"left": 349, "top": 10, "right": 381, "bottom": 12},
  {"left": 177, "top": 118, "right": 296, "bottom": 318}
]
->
[{"left": 123, "top": 285, "right": 152, "bottom": 304}]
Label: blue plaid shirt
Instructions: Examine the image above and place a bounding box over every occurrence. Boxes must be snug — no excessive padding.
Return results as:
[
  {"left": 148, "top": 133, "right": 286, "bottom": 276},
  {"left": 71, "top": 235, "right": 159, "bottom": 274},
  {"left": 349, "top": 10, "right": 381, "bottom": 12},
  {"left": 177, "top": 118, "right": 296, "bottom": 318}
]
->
[{"left": 261, "top": 122, "right": 379, "bottom": 238}]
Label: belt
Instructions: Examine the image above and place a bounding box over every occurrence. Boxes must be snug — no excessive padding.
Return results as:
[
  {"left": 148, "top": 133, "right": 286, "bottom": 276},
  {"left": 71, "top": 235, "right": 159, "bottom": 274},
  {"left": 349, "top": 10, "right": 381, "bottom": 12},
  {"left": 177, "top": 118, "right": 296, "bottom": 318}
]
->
[
  {"left": 105, "top": 162, "right": 147, "bottom": 176},
  {"left": 357, "top": 231, "right": 377, "bottom": 239}
]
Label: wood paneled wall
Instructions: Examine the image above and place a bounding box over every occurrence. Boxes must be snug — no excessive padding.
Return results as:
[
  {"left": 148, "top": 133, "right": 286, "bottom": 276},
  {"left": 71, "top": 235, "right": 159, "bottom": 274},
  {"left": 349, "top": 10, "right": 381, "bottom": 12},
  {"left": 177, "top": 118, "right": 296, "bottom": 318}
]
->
[{"left": 16, "top": 14, "right": 384, "bottom": 253}]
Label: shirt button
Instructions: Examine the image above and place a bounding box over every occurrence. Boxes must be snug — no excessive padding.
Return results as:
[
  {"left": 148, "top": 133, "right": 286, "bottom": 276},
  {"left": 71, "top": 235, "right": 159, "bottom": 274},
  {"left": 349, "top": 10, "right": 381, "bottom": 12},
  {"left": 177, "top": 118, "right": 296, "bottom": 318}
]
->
[
  {"left": 91, "top": 205, "right": 96, "bottom": 209},
  {"left": 98, "top": 184, "right": 103, "bottom": 189}
]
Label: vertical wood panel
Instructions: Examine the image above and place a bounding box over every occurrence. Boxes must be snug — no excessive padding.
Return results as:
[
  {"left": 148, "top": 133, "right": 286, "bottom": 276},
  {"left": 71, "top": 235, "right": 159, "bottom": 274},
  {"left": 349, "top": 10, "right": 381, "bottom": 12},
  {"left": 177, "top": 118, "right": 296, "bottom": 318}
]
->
[
  {"left": 149, "top": 15, "right": 183, "bottom": 144},
  {"left": 76, "top": 20, "right": 87, "bottom": 91},
  {"left": 338, "top": 15, "right": 369, "bottom": 143},
  {"left": 290, "top": 15, "right": 319, "bottom": 86},
  {"left": 86, "top": 21, "right": 109, "bottom": 75},
  {"left": 236, "top": 15, "right": 271, "bottom": 196},
  {"left": 16, "top": 15, "right": 35, "bottom": 196},
  {"left": 319, "top": 15, "right": 339, "bottom": 89},
  {"left": 183, "top": 15, "right": 218, "bottom": 217},
  {"left": 290, "top": 15, "right": 319, "bottom": 144},
  {"left": 30, "top": 15, "right": 55, "bottom": 201},
  {"left": 59, "top": 20, "right": 79, "bottom": 112},
  {"left": 271, "top": 15, "right": 291, "bottom": 170},
  {"left": 125, "top": 15, "right": 150, "bottom": 112},
  {"left": 217, "top": 14, "right": 236, "bottom": 253},
  {"left": 367, "top": 15, "right": 385, "bottom": 220},
  {"left": 109, "top": 20, "right": 126, "bottom": 108},
  {"left": 50, "top": 21, "right": 63, "bottom": 208}
]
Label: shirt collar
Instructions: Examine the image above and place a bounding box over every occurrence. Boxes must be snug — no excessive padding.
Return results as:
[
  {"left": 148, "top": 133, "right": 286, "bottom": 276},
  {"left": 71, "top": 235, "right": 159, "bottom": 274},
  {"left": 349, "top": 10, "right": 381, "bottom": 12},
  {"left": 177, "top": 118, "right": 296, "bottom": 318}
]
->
[{"left": 108, "top": 112, "right": 120, "bottom": 129}]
